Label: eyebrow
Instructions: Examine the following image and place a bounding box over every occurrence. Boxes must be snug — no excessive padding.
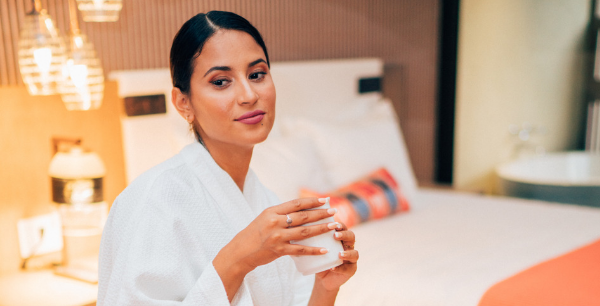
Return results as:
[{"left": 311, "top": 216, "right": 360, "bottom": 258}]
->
[
  {"left": 203, "top": 66, "right": 230, "bottom": 77},
  {"left": 203, "top": 58, "right": 267, "bottom": 77},
  {"left": 248, "top": 58, "right": 266, "bottom": 68}
]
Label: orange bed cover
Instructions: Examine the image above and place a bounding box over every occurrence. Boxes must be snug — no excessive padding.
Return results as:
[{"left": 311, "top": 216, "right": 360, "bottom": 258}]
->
[{"left": 478, "top": 238, "right": 600, "bottom": 306}]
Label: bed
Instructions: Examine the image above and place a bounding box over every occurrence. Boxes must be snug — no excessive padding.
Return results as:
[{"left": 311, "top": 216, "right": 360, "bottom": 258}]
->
[
  {"left": 335, "top": 190, "right": 600, "bottom": 305},
  {"left": 110, "top": 58, "right": 600, "bottom": 306}
]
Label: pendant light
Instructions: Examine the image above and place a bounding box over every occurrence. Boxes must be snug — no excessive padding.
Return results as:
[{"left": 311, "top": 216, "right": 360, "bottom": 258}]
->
[
  {"left": 75, "top": 0, "right": 122, "bottom": 22},
  {"left": 58, "top": 0, "right": 104, "bottom": 111},
  {"left": 18, "top": 0, "right": 67, "bottom": 95}
]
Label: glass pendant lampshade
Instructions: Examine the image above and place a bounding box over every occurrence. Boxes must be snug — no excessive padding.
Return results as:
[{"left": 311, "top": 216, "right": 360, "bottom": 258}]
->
[
  {"left": 59, "top": 0, "right": 104, "bottom": 111},
  {"left": 18, "top": 1, "right": 67, "bottom": 95},
  {"left": 59, "top": 32, "right": 104, "bottom": 111},
  {"left": 75, "top": 0, "right": 122, "bottom": 22}
]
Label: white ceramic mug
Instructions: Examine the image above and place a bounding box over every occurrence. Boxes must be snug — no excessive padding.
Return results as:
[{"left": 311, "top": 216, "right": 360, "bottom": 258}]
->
[{"left": 290, "top": 198, "right": 344, "bottom": 275}]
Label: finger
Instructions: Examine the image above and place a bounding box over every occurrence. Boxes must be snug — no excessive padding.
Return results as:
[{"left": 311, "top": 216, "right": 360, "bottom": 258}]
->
[
  {"left": 286, "top": 222, "right": 338, "bottom": 241},
  {"left": 285, "top": 244, "right": 330, "bottom": 256},
  {"left": 329, "top": 262, "right": 357, "bottom": 274},
  {"left": 273, "top": 197, "right": 327, "bottom": 215},
  {"left": 333, "top": 230, "right": 355, "bottom": 246},
  {"left": 285, "top": 208, "right": 337, "bottom": 227},
  {"left": 339, "top": 250, "right": 359, "bottom": 263},
  {"left": 334, "top": 222, "right": 348, "bottom": 231}
]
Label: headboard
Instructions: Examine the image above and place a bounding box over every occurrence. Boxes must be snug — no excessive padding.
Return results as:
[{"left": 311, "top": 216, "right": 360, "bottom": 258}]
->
[
  {"left": 110, "top": 58, "right": 416, "bottom": 206},
  {"left": 269, "top": 58, "right": 383, "bottom": 120},
  {"left": 109, "top": 69, "right": 189, "bottom": 183}
]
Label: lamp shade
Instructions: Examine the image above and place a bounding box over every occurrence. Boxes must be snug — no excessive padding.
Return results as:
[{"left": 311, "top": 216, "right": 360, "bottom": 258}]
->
[
  {"left": 18, "top": 9, "right": 67, "bottom": 95},
  {"left": 76, "top": 0, "right": 122, "bottom": 22},
  {"left": 59, "top": 33, "right": 104, "bottom": 111}
]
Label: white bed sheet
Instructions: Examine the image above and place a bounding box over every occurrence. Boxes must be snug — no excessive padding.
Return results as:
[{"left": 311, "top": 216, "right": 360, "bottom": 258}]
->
[{"left": 335, "top": 189, "right": 600, "bottom": 306}]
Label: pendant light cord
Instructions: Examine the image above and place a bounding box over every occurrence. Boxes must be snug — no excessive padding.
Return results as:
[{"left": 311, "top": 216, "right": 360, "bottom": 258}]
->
[
  {"left": 31, "top": 0, "right": 42, "bottom": 14},
  {"left": 67, "top": 0, "right": 81, "bottom": 35}
]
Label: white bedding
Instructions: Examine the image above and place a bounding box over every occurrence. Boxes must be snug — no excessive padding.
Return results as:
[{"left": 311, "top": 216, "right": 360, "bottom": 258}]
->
[{"left": 336, "top": 189, "right": 600, "bottom": 306}]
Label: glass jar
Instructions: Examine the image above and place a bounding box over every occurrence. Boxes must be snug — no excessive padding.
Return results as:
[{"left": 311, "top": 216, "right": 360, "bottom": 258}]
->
[{"left": 49, "top": 145, "right": 107, "bottom": 267}]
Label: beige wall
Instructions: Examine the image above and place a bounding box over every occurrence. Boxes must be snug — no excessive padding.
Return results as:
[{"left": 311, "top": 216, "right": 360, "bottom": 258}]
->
[
  {"left": 0, "top": 82, "right": 127, "bottom": 274},
  {"left": 454, "top": 0, "right": 589, "bottom": 192}
]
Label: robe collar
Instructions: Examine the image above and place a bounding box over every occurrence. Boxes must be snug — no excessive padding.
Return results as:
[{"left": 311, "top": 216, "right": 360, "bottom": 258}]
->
[{"left": 180, "top": 142, "right": 261, "bottom": 234}]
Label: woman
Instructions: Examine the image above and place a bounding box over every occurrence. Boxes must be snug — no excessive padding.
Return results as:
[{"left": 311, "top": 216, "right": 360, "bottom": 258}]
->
[{"left": 98, "top": 11, "right": 358, "bottom": 306}]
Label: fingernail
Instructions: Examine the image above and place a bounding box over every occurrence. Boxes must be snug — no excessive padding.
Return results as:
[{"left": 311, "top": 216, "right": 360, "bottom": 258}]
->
[
  {"left": 320, "top": 248, "right": 329, "bottom": 254},
  {"left": 327, "top": 208, "right": 337, "bottom": 215},
  {"left": 334, "top": 232, "right": 342, "bottom": 238},
  {"left": 318, "top": 198, "right": 327, "bottom": 204},
  {"left": 340, "top": 251, "right": 346, "bottom": 257},
  {"left": 337, "top": 223, "right": 343, "bottom": 229},
  {"left": 327, "top": 222, "right": 339, "bottom": 230}
]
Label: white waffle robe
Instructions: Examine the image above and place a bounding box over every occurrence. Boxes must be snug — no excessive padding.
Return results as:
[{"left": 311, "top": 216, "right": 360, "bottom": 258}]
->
[{"left": 98, "top": 142, "right": 314, "bottom": 305}]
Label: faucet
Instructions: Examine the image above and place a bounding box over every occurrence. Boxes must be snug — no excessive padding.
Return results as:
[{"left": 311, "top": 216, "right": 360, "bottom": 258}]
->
[{"left": 508, "top": 122, "right": 546, "bottom": 159}]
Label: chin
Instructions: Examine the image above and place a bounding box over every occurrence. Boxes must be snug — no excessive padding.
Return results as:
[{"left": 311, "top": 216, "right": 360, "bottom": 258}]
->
[
  {"left": 245, "top": 126, "right": 272, "bottom": 146},
  {"left": 254, "top": 134, "right": 270, "bottom": 145},
  {"left": 248, "top": 131, "right": 271, "bottom": 146}
]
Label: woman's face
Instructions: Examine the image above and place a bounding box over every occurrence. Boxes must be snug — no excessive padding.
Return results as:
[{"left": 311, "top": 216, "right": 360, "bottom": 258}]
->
[{"left": 187, "top": 30, "right": 275, "bottom": 149}]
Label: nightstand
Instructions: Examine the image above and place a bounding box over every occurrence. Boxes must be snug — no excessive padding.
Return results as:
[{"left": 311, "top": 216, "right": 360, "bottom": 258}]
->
[{"left": 0, "top": 269, "right": 97, "bottom": 306}]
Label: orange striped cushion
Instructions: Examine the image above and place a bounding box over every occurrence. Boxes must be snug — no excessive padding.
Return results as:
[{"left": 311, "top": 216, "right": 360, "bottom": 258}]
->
[
  {"left": 478, "top": 239, "right": 600, "bottom": 306},
  {"left": 300, "top": 168, "right": 410, "bottom": 228}
]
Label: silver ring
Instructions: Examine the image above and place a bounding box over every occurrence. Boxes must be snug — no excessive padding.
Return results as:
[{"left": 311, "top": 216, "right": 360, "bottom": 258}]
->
[{"left": 285, "top": 214, "right": 293, "bottom": 228}]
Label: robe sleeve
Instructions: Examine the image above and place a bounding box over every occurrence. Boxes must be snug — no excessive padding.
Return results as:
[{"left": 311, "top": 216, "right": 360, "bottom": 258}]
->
[
  {"left": 289, "top": 270, "right": 315, "bottom": 306},
  {"left": 98, "top": 186, "right": 254, "bottom": 306}
]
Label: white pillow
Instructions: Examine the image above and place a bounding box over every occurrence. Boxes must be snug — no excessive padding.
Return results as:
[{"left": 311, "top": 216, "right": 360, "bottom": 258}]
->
[
  {"left": 280, "top": 100, "right": 418, "bottom": 206},
  {"left": 250, "top": 133, "right": 333, "bottom": 203}
]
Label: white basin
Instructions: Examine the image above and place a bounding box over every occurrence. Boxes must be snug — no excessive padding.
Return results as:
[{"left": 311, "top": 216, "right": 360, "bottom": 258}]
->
[{"left": 496, "top": 152, "right": 600, "bottom": 207}]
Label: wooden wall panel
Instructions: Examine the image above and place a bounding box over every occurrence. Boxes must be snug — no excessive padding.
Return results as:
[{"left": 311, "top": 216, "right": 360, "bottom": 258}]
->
[{"left": 0, "top": 0, "right": 439, "bottom": 183}]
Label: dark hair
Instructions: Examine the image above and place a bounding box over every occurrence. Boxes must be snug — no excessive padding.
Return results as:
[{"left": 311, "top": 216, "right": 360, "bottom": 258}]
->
[{"left": 170, "top": 11, "right": 270, "bottom": 94}]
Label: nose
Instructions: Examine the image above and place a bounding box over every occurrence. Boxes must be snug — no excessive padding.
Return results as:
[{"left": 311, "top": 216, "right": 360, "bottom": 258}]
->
[{"left": 236, "top": 79, "right": 259, "bottom": 106}]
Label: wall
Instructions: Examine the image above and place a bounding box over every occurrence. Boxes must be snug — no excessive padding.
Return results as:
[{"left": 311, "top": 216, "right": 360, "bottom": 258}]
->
[
  {"left": 454, "top": 0, "right": 589, "bottom": 192},
  {"left": 0, "top": 0, "right": 441, "bottom": 183},
  {"left": 0, "top": 81, "right": 126, "bottom": 274}
]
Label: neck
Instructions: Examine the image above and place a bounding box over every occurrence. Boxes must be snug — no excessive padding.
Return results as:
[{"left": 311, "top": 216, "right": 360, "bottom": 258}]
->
[{"left": 202, "top": 138, "right": 253, "bottom": 192}]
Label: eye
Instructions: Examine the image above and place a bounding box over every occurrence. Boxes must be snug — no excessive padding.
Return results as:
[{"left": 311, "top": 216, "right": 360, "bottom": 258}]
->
[
  {"left": 211, "top": 78, "right": 230, "bottom": 88},
  {"left": 249, "top": 71, "right": 266, "bottom": 81}
]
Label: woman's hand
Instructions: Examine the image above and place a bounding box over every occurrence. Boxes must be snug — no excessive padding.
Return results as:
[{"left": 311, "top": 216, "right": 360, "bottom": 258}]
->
[
  {"left": 237, "top": 197, "right": 340, "bottom": 269},
  {"left": 314, "top": 223, "right": 358, "bottom": 291},
  {"left": 213, "top": 197, "right": 338, "bottom": 301}
]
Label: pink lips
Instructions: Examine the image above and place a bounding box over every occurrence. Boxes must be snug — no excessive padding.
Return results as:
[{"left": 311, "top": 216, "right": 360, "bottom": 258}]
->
[{"left": 235, "top": 110, "right": 266, "bottom": 125}]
